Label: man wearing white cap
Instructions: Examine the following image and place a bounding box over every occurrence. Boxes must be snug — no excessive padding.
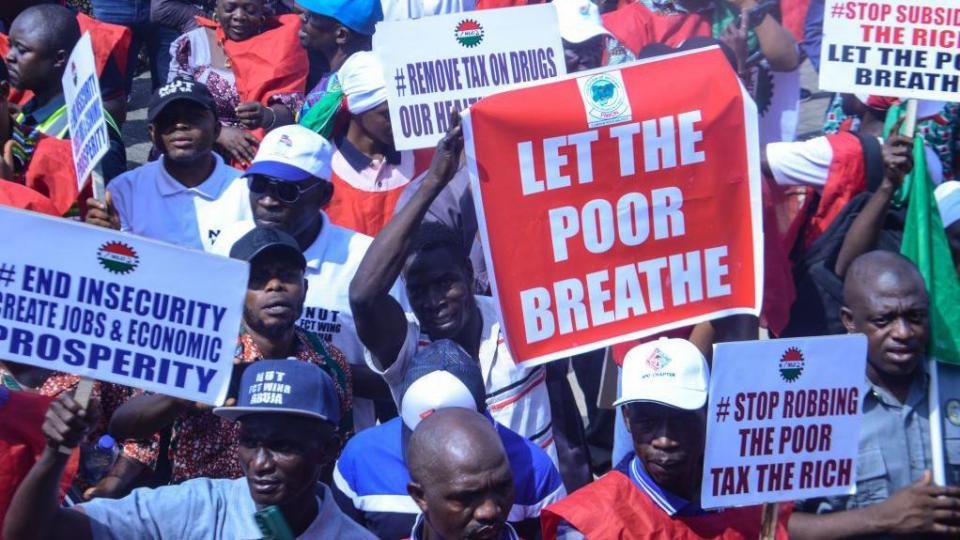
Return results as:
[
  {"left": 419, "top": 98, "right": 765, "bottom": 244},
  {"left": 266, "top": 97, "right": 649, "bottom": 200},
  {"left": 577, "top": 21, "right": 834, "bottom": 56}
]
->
[
  {"left": 214, "top": 123, "right": 407, "bottom": 430},
  {"left": 553, "top": 0, "right": 636, "bottom": 72},
  {"left": 541, "top": 338, "right": 788, "bottom": 539},
  {"left": 325, "top": 51, "right": 436, "bottom": 238}
]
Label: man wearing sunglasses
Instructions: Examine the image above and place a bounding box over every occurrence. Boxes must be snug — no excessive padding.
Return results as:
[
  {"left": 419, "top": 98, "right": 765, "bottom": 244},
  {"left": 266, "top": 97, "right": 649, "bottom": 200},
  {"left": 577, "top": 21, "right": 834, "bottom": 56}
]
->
[
  {"left": 214, "top": 124, "right": 405, "bottom": 431},
  {"left": 85, "top": 79, "right": 252, "bottom": 252}
]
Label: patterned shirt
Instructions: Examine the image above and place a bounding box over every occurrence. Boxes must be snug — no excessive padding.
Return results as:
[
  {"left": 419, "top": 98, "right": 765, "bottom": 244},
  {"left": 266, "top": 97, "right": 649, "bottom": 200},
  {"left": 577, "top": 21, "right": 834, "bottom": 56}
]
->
[{"left": 124, "top": 328, "right": 353, "bottom": 483}]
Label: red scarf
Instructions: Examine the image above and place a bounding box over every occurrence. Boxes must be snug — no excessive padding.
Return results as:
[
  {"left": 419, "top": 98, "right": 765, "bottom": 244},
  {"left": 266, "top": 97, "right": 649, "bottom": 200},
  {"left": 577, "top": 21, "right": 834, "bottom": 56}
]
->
[{"left": 195, "top": 15, "right": 308, "bottom": 106}]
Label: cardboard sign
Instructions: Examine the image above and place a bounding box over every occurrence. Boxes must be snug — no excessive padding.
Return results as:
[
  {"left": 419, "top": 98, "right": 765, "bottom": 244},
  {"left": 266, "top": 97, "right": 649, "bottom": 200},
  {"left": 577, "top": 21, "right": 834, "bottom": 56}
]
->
[
  {"left": 0, "top": 207, "right": 248, "bottom": 405},
  {"left": 463, "top": 47, "right": 763, "bottom": 365},
  {"left": 62, "top": 32, "right": 110, "bottom": 190},
  {"left": 819, "top": 0, "right": 960, "bottom": 102},
  {"left": 374, "top": 4, "right": 566, "bottom": 150},
  {"left": 701, "top": 335, "right": 867, "bottom": 509}
]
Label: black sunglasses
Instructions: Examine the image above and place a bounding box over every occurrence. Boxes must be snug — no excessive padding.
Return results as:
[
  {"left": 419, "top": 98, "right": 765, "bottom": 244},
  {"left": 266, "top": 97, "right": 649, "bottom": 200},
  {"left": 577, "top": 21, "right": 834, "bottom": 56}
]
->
[{"left": 247, "top": 175, "right": 323, "bottom": 204}]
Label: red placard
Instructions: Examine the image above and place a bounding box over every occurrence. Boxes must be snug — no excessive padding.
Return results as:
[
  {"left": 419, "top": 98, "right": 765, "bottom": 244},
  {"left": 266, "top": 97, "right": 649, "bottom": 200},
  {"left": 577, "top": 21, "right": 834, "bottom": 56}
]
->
[{"left": 463, "top": 47, "right": 763, "bottom": 365}]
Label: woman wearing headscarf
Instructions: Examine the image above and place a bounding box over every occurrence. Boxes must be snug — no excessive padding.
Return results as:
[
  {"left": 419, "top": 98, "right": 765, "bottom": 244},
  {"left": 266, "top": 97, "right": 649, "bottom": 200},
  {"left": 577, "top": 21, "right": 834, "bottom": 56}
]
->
[{"left": 168, "top": 0, "right": 307, "bottom": 167}]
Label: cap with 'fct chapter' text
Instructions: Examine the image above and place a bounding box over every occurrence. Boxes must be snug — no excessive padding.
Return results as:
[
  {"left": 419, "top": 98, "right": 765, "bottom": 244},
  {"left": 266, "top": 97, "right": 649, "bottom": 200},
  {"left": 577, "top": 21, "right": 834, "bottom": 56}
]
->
[{"left": 614, "top": 338, "right": 709, "bottom": 411}]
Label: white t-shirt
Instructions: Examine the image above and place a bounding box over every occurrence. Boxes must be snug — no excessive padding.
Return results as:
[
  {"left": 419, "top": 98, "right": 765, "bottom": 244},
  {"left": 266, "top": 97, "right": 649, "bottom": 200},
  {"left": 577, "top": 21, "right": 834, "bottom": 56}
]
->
[
  {"left": 108, "top": 155, "right": 251, "bottom": 252},
  {"left": 368, "top": 295, "right": 558, "bottom": 464},
  {"left": 767, "top": 135, "right": 944, "bottom": 189},
  {"left": 380, "top": 0, "right": 475, "bottom": 20},
  {"left": 214, "top": 213, "right": 407, "bottom": 430}
]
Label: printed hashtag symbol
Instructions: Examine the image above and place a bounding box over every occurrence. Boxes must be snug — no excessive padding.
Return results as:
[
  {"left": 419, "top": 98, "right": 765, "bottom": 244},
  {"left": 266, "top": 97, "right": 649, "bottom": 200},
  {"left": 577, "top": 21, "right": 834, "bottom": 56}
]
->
[
  {"left": 715, "top": 397, "right": 731, "bottom": 422},
  {"left": 830, "top": 1, "right": 845, "bottom": 19},
  {"left": 0, "top": 263, "right": 16, "bottom": 287},
  {"left": 394, "top": 69, "right": 407, "bottom": 97}
]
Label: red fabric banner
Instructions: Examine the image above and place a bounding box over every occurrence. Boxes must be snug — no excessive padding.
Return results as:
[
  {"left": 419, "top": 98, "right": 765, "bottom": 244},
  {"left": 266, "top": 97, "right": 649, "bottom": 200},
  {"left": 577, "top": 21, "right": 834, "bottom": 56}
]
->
[{"left": 464, "top": 48, "right": 763, "bottom": 365}]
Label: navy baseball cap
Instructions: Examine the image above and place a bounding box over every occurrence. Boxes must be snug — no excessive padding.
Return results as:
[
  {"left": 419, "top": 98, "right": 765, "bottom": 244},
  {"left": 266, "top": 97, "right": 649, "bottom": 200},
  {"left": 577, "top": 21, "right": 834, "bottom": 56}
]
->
[
  {"left": 214, "top": 359, "right": 340, "bottom": 426},
  {"left": 229, "top": 226, "right": 306, "bottom": 269},
  {"left": 297, "top": 0, "right": 383, "bottom": 36},
  {"left": 147, "top": 79, "right": 216, "bottom": 122}
]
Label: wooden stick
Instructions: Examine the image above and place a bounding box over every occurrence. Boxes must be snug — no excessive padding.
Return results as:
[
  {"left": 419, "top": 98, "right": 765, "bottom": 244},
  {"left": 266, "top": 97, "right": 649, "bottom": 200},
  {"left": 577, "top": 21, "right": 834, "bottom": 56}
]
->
[
  {"left": 901, "top": 99, "right": 918, "bottom": 137},
  {"left": 91, "top": 164, "right": 106, "bottom": 203},
  {"left": 759, "top": 502, "right": 779, "bottom": 540}
]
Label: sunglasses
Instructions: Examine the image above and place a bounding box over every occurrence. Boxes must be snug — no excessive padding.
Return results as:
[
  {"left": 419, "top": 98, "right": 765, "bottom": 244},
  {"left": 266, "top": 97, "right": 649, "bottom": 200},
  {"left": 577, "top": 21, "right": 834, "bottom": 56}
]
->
[{"left": 247, "top": 175, "right": 323, "bottom": 204}]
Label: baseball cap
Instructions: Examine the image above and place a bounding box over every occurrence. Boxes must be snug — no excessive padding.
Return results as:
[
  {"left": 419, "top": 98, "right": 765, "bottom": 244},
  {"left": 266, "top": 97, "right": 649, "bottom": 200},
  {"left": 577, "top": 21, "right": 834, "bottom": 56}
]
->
[
  {"left": 229, "top": 226, "right": 306, "bottom": 269},
  {"left": 215, "top": 359, "right": 340, "bottom": 425},
  {"left": 147, "top": 79, "right": 216, "bottom": 122},
  {"left": 398, "top": 340, "right": 487, "bottom": 457},
  {"left": 296, "top": 0, "right": 383, "bottom": 36},
  {"left": 245, "top": 125, "right": 334, "bottom": 182},
  {"left": 554, "top": 0, "right": 612, "bottom": 44},
  {"left": 614, "top": 338, "right": 709, "bottom": 410},
  {"left": 340, "top": 51, "right": 387, "bottom": 114},
  {"left": 936, "top": 181, "right": 960, "bottom": 229}
]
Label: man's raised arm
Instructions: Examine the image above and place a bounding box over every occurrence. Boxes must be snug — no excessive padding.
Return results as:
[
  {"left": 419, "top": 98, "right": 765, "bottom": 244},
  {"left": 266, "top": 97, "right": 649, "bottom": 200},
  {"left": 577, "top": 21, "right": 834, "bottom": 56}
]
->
[{"left": 349, "top": 113, "right": 465, "bottom": 370}]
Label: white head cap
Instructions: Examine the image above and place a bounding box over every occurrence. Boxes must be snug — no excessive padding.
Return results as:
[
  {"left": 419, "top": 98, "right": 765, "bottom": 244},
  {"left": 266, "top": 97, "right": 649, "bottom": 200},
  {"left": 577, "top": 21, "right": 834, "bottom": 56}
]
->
[
  {"left": 245, "top": 124, "right": 334, "bottom": 181},
  {"left": 339, "top": 51, "right": 388, "bottom": 114},
  {"left": 614, "top": 338, "right": 709, "bottom": 410},
  {"left": 553, "top": 0, "right": 612, "bottom": 44},
  {"left": 936, "top": 181, "right": 960, "bottom": 229}
]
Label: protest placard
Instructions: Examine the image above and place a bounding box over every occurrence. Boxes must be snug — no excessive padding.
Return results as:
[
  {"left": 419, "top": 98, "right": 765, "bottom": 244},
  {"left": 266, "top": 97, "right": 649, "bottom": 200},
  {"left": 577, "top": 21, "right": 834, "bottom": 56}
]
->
[
  {"left": 463, "top": 47, "right": 763, "bottom": 365},
  {"left": 0, "top": 206, "right": 248, "bottom": 405},
  {"left": 701, "top": 335, "right": 867, "bottom": 509},
  {"left": 62, "top": 32, "right": 110, "bottom": 191},
  {"left": 374, "top": 4, "right": 566, "bottom": 150},
  {"left": 819, "top": 0, "right": 960, "bottom": 102}
]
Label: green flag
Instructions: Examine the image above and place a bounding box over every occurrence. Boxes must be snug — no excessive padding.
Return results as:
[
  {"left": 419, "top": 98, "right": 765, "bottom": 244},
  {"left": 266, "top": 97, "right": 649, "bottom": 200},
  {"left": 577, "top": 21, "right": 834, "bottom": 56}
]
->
[{"left": 898, "top": 123, "right": 960, "bottom": 364}]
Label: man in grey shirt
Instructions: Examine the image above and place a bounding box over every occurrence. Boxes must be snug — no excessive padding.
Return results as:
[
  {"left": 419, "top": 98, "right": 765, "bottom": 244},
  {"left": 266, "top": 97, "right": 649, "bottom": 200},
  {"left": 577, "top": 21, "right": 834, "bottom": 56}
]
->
[
  {"left": 789, "top": 251, "right": 960, "bottom": 539},
  {"left": 3, "top": 360, "right": 374, "bottom": 540}
]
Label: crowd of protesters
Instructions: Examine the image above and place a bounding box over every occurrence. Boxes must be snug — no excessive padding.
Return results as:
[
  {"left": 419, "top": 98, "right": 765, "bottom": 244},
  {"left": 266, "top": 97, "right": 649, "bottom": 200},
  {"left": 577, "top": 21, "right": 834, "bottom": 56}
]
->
[{"left": 1, "top": 0, "right": 960, "bottom": 538}]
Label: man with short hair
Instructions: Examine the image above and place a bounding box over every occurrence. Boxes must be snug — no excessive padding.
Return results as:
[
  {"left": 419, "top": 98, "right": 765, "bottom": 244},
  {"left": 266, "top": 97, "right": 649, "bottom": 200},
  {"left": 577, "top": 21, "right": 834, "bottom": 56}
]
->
[
  {"left": 350, "top": 115, "right": 559, "bottom": 463},
  {"left": 3, "top": 360, "right": 375, "bottom": 540},
  {"left": 325, "top": 50, "right": 434, "bottom": 237},
  {"left": 406, "top": 407, "right": 519, "bottom": 540},
  {"left": 295, "top": 0, "right": 382, "bottom": 137},
  {"left": 108, "top": 226, "right": 355, "bottom": 484},
  {"left": 541, "top": 338, "right": 789, "bottom": 539},
  {"left": 5, "top": 4, "right": 126, "bottom": 181},
  {"left": 214, "top": 124, "right": 406, "bottom": 429},
  {"left": 86, "top": 79, "right": 252, "bottom": 252},
  {"left": 333, "top": 339, "right": 565, "bottom": 539},
  {"left": 788, "top": 251, "right": 960, "bottom": 539}
]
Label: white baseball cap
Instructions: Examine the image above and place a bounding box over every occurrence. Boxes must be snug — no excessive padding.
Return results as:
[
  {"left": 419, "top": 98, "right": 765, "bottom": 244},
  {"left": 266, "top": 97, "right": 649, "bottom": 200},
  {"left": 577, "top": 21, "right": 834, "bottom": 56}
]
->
[
  {"left": 614, "top": 338, "right": 709, "bottom": 410},
  {"left": 553, "top": 0, "right": 612, "bottom": 44},
  {"left": 245, "top": 124, "right": 334, "bottom": 182},
  {"left": 936, "top": 181, "right": 960, "bottom": 229}
]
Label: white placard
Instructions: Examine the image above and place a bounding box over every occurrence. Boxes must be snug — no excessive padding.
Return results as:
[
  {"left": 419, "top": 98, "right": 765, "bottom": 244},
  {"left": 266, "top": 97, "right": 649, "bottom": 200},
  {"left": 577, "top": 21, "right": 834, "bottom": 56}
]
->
[
  {"left": 374, "top": 4, "right": 567, "bottom": 150},
  {"left": 819, "top": 0, "right": 960, "bottom": 102},
  {"left": 62, "top": 32, "right": 110, "bottom": 189},
  {"left": 701, "top": 335, "right": 867, "bottom": 508},
  {"left": 0, "top": 206, "right": 249, "bottom": 405}
]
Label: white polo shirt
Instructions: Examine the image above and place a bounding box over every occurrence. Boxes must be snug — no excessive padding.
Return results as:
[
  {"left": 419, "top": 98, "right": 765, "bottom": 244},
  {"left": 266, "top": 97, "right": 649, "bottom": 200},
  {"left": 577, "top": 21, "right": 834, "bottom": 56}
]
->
[
  {"left": 107, "top": 155, "right": 252, "bottom": 252},
  {"left": 214, "top": 212, "right": 407, "bottom": 430},
  {"left": 368, "top": 295, "right": 558, "bottom": 465}
]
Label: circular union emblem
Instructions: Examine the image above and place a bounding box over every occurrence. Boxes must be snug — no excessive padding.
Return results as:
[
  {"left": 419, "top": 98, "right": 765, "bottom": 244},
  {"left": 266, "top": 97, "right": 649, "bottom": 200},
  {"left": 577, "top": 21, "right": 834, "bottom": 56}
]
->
[
  {"left": 97, "top": 241, "right": 140, "bottom": 275},
  {"left": 778, "top": 347, "right": 804, "bottom": 383},
  {"left": 585, "top": 74, "right": 626, "bottom": 119},
  {"left": 454, "top": 19, "right": 484, "bottom": 48}
]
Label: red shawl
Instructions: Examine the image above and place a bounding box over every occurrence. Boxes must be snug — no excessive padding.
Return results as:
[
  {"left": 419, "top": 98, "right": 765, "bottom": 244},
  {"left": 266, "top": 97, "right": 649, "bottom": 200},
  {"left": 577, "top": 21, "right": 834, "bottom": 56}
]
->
[{"left": 195, "top": 14, "right": 308, "bottom": 106}]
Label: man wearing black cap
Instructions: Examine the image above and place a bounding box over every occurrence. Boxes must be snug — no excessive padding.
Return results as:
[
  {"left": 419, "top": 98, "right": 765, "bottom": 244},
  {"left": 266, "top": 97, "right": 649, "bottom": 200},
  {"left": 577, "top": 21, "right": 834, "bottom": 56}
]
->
[
  {"left": 107, "top": 226, "right": 355, "bottom": 485},
  {"left": 86, "top": 79, "right": 252, "bottom": 252},
  {"left": 3, "top": 360, "right": 374, "bottom": 540},
  {"left": 332, "top": 340, "right": 565, "bottom": 540}
]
